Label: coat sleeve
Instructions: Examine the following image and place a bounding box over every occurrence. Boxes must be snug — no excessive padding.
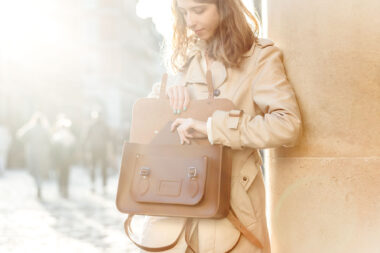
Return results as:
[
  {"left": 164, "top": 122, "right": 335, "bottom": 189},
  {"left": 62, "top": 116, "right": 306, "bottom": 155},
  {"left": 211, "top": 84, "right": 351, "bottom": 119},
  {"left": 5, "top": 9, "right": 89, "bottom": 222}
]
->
[
  {"left": 147, "top": 82, "right": 161, "bottom": 98},
  {"left": 208, "top": 45, "right": 302, "bottom": 149},
  {"left": 146, "top": 73, "right": 184, "bottom": 98}
]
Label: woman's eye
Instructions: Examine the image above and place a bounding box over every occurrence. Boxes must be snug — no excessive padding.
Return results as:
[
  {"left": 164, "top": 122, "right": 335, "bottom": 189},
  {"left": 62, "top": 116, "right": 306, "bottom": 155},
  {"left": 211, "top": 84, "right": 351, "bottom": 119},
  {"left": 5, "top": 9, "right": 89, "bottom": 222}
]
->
[
  {"left": 178, "top": 9, "right": 187, "bottom": 16},
  {"left": 194, "top": 8, "right": 205, "bottom": 14}
]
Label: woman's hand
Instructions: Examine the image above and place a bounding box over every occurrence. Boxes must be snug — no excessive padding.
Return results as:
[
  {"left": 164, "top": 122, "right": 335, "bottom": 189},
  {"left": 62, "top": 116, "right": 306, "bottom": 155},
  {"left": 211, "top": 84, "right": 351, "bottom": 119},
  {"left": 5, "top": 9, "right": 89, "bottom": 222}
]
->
[
  {"left": 166, "top": 85, "right": 190, "bottom": 114},
  {"left": 171, "top": 118, "right": 207, "bottom": 144}
]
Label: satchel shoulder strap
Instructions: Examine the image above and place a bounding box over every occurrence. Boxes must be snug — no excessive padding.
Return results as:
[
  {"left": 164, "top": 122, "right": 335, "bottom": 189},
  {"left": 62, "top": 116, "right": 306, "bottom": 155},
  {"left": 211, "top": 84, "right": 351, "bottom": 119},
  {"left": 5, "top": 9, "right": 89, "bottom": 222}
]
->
[
  {"left": 206, "top": 70, "right": 214, "bottom": 100},
  {"left": 124, "top": 214, "right": 190, "bottom": 252},
  {"left": 159, "top": 73, "right": 168, "bottom": 100},
  {"left": 125, "top": 210, "right": 263, "bottom": 252},
  {"left": 226, "top": 210, "right": 264, "bottom": 249},
  {"left": 158, "top": 71, "right": 214, "bottom": 101},
  {"left": 184, "top": 210, "right": 263, "bottom": 252}
]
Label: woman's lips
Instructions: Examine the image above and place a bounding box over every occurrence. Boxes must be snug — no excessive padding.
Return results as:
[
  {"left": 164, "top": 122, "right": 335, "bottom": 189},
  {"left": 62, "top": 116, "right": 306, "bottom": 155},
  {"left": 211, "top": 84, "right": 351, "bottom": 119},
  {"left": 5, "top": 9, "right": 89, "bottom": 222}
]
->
[{"left": 195, "top": 29, "right": 204, "bottom": 35}]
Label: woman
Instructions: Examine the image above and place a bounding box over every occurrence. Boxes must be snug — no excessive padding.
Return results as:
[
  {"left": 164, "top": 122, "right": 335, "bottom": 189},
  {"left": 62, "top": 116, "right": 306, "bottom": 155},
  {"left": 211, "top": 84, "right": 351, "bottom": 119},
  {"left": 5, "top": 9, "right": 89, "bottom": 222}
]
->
[
  {"left": 17, "top": 113, "right": 51, "bottom": 199},
  {"left": 142, "top": 0, "right": 302, "bottom": 252}
]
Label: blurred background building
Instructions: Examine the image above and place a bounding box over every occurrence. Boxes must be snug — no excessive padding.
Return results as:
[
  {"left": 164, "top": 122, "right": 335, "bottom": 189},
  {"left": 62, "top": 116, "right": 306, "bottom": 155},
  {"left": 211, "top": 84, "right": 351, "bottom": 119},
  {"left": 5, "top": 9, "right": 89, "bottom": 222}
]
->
[
  {"left": 0, "top": 1, "right": 267, "bottom": 252},
  {"left": 0, "top": 0, "right": 164, "bottom": 168}
]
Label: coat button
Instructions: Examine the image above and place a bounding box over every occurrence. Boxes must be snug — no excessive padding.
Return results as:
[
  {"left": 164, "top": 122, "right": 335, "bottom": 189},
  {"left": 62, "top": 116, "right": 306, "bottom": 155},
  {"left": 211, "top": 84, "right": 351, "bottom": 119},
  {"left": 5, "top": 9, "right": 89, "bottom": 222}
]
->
[
  {"left": 213, "top": 89, "right": 220, "bottom": 97},
  {"left": 241, "top": 175, "right": 249, "bottom": 186}
]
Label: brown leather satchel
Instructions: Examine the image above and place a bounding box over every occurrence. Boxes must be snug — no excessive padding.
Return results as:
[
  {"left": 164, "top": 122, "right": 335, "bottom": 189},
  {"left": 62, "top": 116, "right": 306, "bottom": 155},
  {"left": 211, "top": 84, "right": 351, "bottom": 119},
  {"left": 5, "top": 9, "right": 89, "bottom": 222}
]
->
[{"left": 116, "top": 72, "right": 263, "bottom": 252}]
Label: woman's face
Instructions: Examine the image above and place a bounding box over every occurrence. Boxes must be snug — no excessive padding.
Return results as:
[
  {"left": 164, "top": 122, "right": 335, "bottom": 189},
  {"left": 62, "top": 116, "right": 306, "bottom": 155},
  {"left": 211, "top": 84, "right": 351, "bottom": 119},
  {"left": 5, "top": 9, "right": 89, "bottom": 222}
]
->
[{"left": 176, "top": 0, "right": 220, "bottom": 42}]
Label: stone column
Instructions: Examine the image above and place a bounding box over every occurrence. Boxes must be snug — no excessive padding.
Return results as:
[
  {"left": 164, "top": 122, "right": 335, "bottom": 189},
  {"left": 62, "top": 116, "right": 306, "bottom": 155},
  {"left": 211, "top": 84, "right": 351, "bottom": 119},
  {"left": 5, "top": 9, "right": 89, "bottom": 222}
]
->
[{"left": 267, "top": 0, "right": 380, "bottom": 252}]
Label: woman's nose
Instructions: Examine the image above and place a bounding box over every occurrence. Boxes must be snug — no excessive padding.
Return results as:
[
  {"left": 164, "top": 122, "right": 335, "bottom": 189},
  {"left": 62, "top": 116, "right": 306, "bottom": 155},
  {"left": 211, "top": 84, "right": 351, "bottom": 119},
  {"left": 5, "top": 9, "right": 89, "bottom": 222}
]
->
[{"left": 185, "top": 13, "right": 196, "bottom": 29}]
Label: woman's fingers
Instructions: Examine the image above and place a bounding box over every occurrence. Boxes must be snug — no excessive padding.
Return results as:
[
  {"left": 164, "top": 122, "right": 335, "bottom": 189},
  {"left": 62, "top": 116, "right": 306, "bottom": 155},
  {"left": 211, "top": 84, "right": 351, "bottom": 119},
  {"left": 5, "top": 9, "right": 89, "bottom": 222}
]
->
[
  {"left": 172, "top": 86, "right": 179, "bottom": 114},
  {"left": 170, "top": 119, "right": 179, "bottom": 132},
  {"left": 166, "top": 86, "right": 189, "bottom": 114},
  {"left": 172, "top": 86, "right": 179, "bottom": 113},
  {"left": 166, "top": 88, "right": 174, "bottom": 109},
  {"left": 166, "top": 86, "right": 176, "bottom": 112},
  {"left": 175, "top": 125, "right": 187, "bottom": 144},
  {"left": 183, "top": 131, "right": 194, "bottom": 139},
  {"left": 178, "top": 128, "right": 191, "bottom": 144},
  {"left": 183, "top": 88, "right": 190, "bottom": 111},
  {"left": 174, "top": 86, "right": 185, "bottom": 114},
  {"left": 171, "top": 118, "right": 193, "bottom": 144},
  {"left": 177, "top": 87, "right": 184, "bottom": 113},
  {"left": 171, "top": 118, "right": 187, "bottom": 132}
]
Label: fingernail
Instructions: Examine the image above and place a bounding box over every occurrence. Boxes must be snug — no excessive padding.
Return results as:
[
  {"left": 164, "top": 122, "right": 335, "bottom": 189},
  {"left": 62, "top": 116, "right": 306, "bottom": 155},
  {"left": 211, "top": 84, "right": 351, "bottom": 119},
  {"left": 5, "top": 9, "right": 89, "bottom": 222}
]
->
[
  {"left": 173, "top": 109, "right": 176, "bottom": 114},
  {"left": 178, "top": 109, "right": 181, "bottom": 114},
  {"left": 183, "top": 107, "right": 187, "bottom": 111}
]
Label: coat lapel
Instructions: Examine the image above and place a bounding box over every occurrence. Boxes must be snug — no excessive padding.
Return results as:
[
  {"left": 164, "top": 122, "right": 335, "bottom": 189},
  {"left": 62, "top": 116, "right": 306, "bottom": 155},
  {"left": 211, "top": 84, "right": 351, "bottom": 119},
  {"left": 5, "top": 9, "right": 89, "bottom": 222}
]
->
[
  {"left": 210, "top": 60, "right": 227, "bottom": 89},
  {"left": 181, "top": 40, "right": 257, "bottom": 89},
  {"left": 182, "top": 42, "right": 227, "bottom": 89},
  {"left": 183, "top": 54, "right": 228, "bottom": 89}
]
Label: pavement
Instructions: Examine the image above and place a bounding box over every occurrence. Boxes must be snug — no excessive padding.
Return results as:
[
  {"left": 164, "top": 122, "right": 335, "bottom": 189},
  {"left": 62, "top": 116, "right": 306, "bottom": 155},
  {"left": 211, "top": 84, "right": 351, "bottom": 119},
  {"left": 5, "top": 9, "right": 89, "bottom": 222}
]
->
[{"left": 0, "top": 166, "right": 145, "bottom": 253}]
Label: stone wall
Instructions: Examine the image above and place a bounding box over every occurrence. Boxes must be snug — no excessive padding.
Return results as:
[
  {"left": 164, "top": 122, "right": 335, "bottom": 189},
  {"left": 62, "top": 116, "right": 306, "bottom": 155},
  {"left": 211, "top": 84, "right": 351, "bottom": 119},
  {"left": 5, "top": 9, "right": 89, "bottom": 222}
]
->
[{"left": 267, "top": 0, "right": 380, "bottom": 252}]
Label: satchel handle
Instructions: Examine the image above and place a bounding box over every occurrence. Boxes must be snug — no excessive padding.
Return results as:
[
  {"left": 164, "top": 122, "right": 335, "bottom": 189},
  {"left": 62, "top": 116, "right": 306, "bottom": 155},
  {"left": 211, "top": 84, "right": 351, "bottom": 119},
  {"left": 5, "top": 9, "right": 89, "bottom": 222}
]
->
[
  {"left": 159, "top": 73, "right": 168, "bottom": 100},
  {"left": 184, "top": 210, "right": 263, "bottom": 252},
  {"left": 125, "top": 214, "right": 191, "bottom": 252},
  {"left": 124, "top": 211, "right": 262, "bottom": 252},
  {"left": 227, "top": 209, "right": 264, "bottom": 249},
  {"left": 158, "top": 71, "right": 215, "bottom": 101},
  {"left": 206, "top": 70, "right": 214, "bottom": 100}
]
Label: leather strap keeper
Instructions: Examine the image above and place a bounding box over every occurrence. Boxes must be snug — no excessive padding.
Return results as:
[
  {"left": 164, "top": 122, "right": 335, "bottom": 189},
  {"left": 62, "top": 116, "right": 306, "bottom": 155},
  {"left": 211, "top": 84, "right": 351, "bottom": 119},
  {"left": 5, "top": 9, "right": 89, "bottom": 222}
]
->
[
  {"left": 227, "top": 110, "right": 243, "bottom": 129},
  {"left": 229, "top": 109, "right": 243, "bottom": 117},
  {"left": 226, "top": 110, "right": 243, "bottom": 149}
]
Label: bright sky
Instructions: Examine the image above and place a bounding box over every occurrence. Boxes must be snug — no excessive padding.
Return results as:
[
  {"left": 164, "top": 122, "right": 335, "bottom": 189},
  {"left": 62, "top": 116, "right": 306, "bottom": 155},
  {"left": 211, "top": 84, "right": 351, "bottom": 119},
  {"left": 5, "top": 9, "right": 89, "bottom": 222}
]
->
[
  {"left": 0, "top": 0, "right": 66, "bottom": 60},
  {"left": 136, "top": 0, "right": 256, "bottom": 41}
]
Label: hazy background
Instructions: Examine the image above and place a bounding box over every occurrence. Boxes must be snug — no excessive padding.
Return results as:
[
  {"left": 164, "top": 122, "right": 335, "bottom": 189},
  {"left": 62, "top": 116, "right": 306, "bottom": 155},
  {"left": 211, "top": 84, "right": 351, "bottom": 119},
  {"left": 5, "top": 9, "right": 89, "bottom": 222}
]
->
[{"left": 0, "top": 0, "right": 261, "bottom": 252}]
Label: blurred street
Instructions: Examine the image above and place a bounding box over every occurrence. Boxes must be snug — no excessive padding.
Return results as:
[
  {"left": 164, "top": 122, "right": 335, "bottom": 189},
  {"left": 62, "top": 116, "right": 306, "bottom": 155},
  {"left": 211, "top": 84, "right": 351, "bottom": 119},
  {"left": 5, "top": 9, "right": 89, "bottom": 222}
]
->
[{"left": 0, "top": 167, "right": 144, "bottom": 253}]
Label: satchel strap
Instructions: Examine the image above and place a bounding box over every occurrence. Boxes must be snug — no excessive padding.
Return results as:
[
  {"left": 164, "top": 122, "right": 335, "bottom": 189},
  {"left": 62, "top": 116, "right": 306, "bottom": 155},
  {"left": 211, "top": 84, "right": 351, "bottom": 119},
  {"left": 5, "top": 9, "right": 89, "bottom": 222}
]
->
[
  {"left": 184, "top": 210, "right": 262, "bottom": 253},
  {"left": 125, "top": 212, "right": 262, "bottom": 252},
  {"left": 158, "top": 71, "right": 214, "bottom": 101},
  {"left": 184, "top": 218, "right": 242, "bottom": 253},
  {"left": 227, "top": 209, "right": 264, "bottom": 249},
  {"left": 159, "top": 73, "right": 168, "bottom": 100},
  {"left": 124, "top": 214, "right": 187, "bottom": 252},
  {"left": 206, "top": 70, "right": 214, "bottom": 100},
  {"left": 185, "top": 218, "right": 196, "bottom": 253}
]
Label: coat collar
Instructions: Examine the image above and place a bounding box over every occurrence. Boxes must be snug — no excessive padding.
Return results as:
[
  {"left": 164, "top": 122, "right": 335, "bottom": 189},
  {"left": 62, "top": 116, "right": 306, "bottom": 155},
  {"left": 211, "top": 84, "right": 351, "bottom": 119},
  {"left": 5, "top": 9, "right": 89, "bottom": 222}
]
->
[
  {"left": 182, "top": 40, "right": 227, "bottom": 89},
  {"left": 183, "top": 53, "right": 227, "bottom": 89},
  {"left": 181, "top": 40, "right": 257, "bottom": 88}
]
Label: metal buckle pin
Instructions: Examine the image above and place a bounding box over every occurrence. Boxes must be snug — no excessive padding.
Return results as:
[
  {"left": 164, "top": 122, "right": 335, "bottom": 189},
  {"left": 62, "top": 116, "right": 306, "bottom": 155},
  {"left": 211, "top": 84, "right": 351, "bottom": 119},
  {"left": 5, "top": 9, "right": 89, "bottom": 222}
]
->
[
  {"left": 139, "top": 167, "right": 150, "bottom": 178},
  {"left": 187, "top": 167, "right": 197, "bottom": 179}
]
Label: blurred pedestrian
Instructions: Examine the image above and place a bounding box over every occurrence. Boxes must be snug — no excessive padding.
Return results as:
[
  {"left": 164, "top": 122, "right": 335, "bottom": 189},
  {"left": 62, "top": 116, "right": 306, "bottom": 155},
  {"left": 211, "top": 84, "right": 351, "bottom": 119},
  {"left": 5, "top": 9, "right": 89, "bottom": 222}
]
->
[
  {"left": 0, "top": 118, "right": 12, "bottom": 177},
  {"left": 84, "top": 111, "right": 111, "bottom": 194},
  {"left": 51, "top": 114, "right": 76, "bottom": 199},
  {"left": 17, "top": 112, "right": 51, "bottom": 199}
]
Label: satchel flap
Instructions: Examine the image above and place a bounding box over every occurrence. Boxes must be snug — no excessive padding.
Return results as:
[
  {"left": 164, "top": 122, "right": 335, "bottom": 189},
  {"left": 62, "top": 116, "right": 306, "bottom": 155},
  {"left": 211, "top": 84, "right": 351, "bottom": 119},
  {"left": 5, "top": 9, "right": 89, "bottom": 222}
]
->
[
  {"left": 129, "top": 97, "right": 235, "bottom": 144},
  {"left": 130, "top": 154, "right": 208, "bottom": 206}
]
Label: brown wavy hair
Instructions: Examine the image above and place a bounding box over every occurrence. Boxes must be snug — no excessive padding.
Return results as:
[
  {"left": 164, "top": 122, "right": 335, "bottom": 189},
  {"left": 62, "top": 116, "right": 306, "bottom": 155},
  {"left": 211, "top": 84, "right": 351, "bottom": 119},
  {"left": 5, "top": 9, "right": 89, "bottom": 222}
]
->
[{"left": 171, "top": 0, "right": 260, "bottom": 72}]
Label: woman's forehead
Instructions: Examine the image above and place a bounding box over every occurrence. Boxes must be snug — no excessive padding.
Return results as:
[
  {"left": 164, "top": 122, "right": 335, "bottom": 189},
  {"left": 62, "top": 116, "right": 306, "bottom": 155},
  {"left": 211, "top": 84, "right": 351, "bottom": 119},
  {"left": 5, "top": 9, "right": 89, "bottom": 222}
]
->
[{"left": 176, "top": 0, "right": 214, "bottom": 9}]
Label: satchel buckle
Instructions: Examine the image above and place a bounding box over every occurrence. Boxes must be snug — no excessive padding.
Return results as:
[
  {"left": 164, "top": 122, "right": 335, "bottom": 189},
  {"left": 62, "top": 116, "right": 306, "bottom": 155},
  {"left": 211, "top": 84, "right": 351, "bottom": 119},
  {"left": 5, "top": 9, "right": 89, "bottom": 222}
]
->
[
  {"left": 139, "top": 167, "right": 150, "bottom": 178},
  {"left": 228, "top": 109, "right": 243, "bottom": 117},
  {"left": 187, "top": 167, "right": 197, "bottom": 179}
]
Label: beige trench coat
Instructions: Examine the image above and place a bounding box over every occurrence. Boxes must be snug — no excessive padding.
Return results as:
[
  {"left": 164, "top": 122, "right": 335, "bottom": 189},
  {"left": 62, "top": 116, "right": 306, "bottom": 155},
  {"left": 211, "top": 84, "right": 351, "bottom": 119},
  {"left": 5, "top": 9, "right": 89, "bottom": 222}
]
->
[{"left": 139, "top": 38, "right": 302, "bottom": 253}]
